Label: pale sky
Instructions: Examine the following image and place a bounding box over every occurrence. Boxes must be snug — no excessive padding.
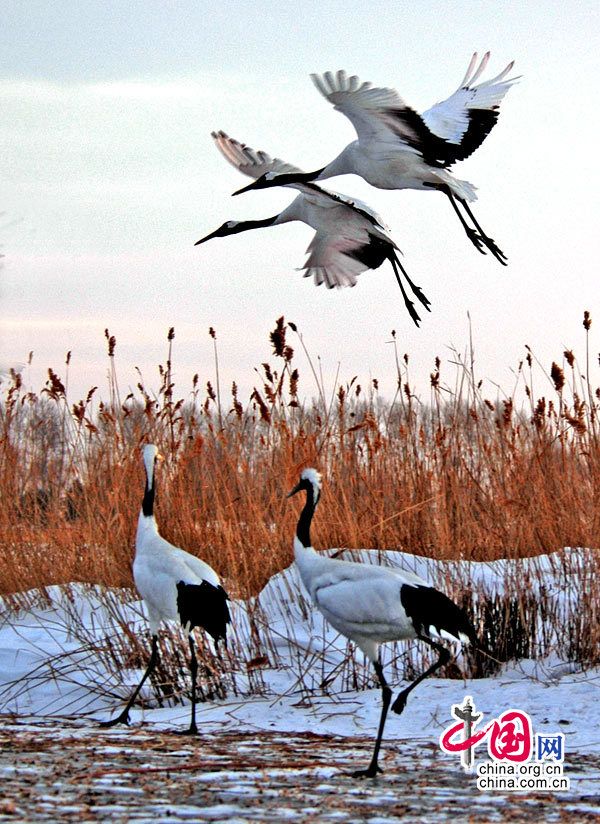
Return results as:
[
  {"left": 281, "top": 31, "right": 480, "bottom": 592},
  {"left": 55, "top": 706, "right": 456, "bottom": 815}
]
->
[{"left": 2, "top": 0, "right": 599, "bottom": 407}]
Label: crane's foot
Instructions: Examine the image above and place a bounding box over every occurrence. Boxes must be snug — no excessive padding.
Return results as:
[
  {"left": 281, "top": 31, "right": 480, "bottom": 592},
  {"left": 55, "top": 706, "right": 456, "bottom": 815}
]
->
[
  {"left": 466, "top": 227, "right": 488, "bottom": 255},
  {"left": 482, "top": 236, "right": 508, "bottom": 265},
  {"left": 352, "top": 764, "right": 383, "bottom": 779},
  {"left": 391, "top": 691, "right": 408, "bottom": 715},
  {"left": 99, "top": 711, "right": 131, "bottom": 728},
  {"left": 173, "top": 724, "right": 199, "bottom": 736}
]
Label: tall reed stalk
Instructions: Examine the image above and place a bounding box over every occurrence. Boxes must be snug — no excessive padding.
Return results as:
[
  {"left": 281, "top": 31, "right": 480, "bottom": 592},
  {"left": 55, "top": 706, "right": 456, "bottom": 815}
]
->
[{"left": 0, "top": 314, "right": 598, "bottom": 599}]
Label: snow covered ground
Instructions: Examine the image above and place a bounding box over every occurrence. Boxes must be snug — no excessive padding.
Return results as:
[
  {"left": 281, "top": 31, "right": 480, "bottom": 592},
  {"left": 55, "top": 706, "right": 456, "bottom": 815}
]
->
[{"left": 2, "top": 549, "right": 600, "bottom": 820}]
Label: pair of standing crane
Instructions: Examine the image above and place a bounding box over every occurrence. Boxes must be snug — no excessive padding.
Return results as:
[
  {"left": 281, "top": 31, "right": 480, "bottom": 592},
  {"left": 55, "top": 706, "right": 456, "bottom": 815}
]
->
[
  {"left": 197, "top": 54, "right": 518, "bottom": 326},
  {"left": 102, "top": 446, "right": 478, "bottom": 778}
]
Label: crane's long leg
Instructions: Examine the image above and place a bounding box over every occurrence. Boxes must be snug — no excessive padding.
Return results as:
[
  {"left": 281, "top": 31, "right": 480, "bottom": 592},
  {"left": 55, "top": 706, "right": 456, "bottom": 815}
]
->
[
  {"left": 443, "top": 189, "right": 489, "bottom": 256},
  {"left": 100, "top": 634, "right": 158, "bottom": 728},
  {"left": 389, "top": 256, "right": 423, "bottom": 327},
  {"left": 391, "top": 635, "right": 450, "bottom": 715},
  {"left": 458, "top": 197, "right": 507, "bottom": 265},
  {"left": 175, "top": 635, "right": 200, "bottom": 735},
  {"left": 392, "top": 253, "right": 431, "bottom": 312},
  {"left": 353, "top": 660, "right": 392, "bottom": 779}
]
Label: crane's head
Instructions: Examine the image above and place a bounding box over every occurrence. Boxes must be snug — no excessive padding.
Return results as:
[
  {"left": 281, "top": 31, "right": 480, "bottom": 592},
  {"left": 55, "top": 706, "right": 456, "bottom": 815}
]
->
[
  {"left": 142, "top": 444, "right": 163, "bottom": 486},
  {"left": 233, "top": 172, "right": 280, "bottom": 196},
  {"left": 287, "top": 467, "right": 322, "bottom": 505},
  {"left": 195, "top": 220, "right": 242, "bottom": 245},
  {"left": 232, "top": 166, "right": 324, "bottom": 196},
  {"left": 195, "top": 215, "right": 278, "bottom": 245}
]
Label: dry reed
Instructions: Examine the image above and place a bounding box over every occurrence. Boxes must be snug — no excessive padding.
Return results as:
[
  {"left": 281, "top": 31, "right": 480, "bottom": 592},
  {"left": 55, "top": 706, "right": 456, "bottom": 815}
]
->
[
  {"left": 1, "top": 312, "right": 599, "bottom": 703},
  {"left": 1, "top": 315, "right": 598, "bottom": 598}
]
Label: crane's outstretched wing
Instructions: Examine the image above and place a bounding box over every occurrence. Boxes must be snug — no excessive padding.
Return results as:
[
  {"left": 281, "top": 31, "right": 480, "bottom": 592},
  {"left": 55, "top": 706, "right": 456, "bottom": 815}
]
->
[
  {"left": 421, "top": 52, "right": 518, "bottom": 163},
  {"left": 212, "top": 130, "right": 303, "bottom": 179},
  {"left": 301, "top": 230, "right": 372, "bottom": 289},
  {"left": 311, "top": 70, "right": 422, "bottom": 154},
  {"left": 311, "top": 56, "right": 517, "bottom": 168}
]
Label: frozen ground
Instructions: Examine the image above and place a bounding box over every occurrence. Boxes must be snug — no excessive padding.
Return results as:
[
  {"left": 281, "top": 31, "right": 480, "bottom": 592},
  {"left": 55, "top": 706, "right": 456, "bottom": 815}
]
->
[
  {"left": 2, "top": 549, "right": 600, "bottom": 820},
  {"left": 2, "top": 719, "right": 600, "bottom": 822}
]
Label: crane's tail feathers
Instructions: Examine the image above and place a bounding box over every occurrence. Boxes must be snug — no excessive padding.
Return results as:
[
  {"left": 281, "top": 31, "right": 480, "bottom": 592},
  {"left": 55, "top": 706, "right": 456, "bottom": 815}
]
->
[{"left": 447, "top": 176, "right": 478, "bottom": 203}]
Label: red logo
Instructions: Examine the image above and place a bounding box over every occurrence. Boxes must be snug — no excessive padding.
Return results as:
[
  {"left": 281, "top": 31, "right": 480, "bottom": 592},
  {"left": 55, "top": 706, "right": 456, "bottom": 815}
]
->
[{"left": 440, "top": 696, "right": 533, "bottom": 770}]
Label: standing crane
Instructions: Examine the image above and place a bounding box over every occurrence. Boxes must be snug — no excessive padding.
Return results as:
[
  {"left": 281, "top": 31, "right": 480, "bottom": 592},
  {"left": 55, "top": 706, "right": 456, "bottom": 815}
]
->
[
  {"left": 288, "top": 467, "right": 479, "bottom": 777},
  {"left": 101, "top": 445, "right": 230, "bottom": 734}
]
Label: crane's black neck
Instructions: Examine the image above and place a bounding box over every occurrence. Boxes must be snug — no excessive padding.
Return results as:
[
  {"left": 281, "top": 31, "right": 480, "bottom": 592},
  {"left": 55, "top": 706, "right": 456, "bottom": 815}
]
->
[
  {"left": 233, "top": 215, "right": 279, "bottom": 234},
  {"left": 296, "top": 483, "right": 319, "bottom": 548},
  {"left": 142, "top": 470, "right": 156, "bottom": 517},
  {"left": 270, "top": 168, "right": 325, "bottom": 187}
]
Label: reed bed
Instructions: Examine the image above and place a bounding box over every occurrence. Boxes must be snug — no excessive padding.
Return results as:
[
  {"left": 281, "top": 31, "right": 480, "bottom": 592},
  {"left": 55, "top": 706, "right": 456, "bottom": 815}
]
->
[
  {"left": 1, "top": 314, "right": 598, "bottom": 598},
  {"left": 1, "top": 314, "right": 600, "bottom": 707}
]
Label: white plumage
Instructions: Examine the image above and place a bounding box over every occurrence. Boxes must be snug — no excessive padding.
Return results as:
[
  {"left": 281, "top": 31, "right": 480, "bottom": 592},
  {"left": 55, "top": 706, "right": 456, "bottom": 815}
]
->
[
  {"left": 196, "top": 131, "right": 430, "bottom": 325},
  {"left": 101, "top": 444, "right": 230, "bottom": 734},
  {"left": 288, "top": 467, "right": 478, "bottom": 777},
  {"left": 237, "top": 54, "right": 518, "bottom": 264}
]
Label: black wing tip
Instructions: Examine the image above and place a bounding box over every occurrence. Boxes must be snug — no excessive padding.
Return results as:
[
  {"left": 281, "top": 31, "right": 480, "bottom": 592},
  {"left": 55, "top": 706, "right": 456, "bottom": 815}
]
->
[
  {"left": 177, "top": 580, "right": 231, "bottom": 642},
  {"left": 400, "top": 583, "right": 476, "bottom": 644}
]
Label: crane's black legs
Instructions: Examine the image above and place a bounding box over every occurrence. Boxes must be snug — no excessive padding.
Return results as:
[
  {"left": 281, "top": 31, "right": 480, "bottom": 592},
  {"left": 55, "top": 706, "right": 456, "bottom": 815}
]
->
[
  {"left": 441, "top": 186, "right": 507, "bottom": 265},
  {"left": 353, "top": 660, "right": 392, "bottom": 779},
  {"left": 354, "top": 639, "right": 453, "bottom": 777},
  {"left": 391, "top": 635, "right": 451, "bottom": 715},
  {"left": 176, "top": 634, "right": 200, "bottom": 735},
  {"left": 390, "top": 254, "right": 431, "bottom": 328},
  {"left": 444, "top": 189, "right": 487, "bottom": 255},
  {"left": 458, "top": 198, "right": 507, "bottom": 265},
  {"left": 100, "top": 634, "right": 159, "bottom": 728}
]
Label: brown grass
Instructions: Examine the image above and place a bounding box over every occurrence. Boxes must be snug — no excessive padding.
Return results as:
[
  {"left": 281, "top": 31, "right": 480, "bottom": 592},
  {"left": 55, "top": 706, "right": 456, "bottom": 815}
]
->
[
  {"left": 2, "top": 314, "right": 600, "bottom": 704},
  {"left": 0, "top": 314, "right": 599, "bottom": 601}
]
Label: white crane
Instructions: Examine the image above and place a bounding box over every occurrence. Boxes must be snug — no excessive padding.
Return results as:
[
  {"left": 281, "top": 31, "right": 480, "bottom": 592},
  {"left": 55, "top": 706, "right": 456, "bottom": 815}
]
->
[
  {"left": 196, "top": 131, "right": 430, "bottom": 326},
  {"left": 287, "top": 468, "right": 479, "bottom": 778},
  {"left": 234, "top": 54, "right": 518, "bottom": 264},
  {"left": 101, "top": 444, "right": 230, "bottom": 734}
]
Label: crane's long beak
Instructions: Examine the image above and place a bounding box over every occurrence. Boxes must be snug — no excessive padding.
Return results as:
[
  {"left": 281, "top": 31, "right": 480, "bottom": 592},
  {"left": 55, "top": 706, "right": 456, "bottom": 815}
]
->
[
  {"left": 286, "top": 481, "right": 302, "bottom": 498},
  {"left": 233, "top": 177, "right": 266, "bottom": 196},
  {"left": 194, "top": 227, "right": 220, "bottom": 245}
]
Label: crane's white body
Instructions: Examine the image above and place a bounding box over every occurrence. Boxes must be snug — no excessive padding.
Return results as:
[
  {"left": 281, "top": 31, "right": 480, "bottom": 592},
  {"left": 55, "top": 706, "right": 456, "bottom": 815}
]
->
[
  {"left": 294, "top": 538, "right": 471, "bottom": 663},
  {"left": 319, "top": 141, "right": 477, "bottom": 201},
  {"left": 291, "top": 468, "right": 473, "bottom": 661},
  {"left": 133, "top": 444, "right": 225, "bottom": 635},
  {"left": 101, "top": 444, "right": 229, "bottom": 732},
  {"left": 294, "top": 537, "right": 423, "bottom": 661},
  {"left": 310, "top": 55, "right": 518, "bottom": 201},
  {"left": 135, "top": 515, "right": 220, "bottom": 635}
]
